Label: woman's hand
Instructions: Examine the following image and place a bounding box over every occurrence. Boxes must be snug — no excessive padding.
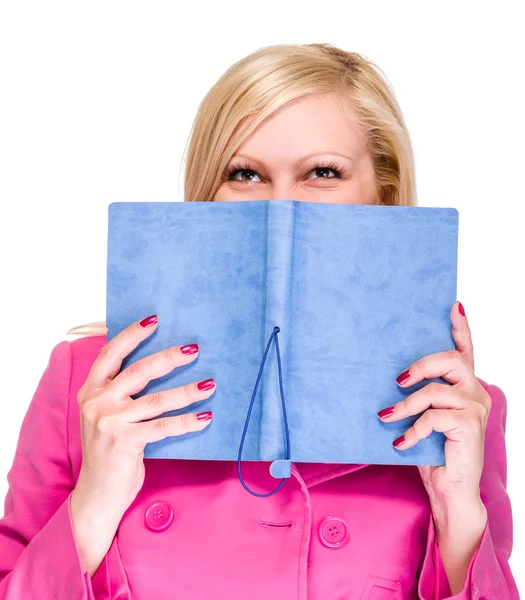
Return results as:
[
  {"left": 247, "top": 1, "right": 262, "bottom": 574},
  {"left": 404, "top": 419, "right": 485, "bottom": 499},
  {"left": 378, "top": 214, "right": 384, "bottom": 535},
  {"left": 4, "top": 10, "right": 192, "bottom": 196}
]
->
[
  {"left": 377, "top": 300, "right": 490, "bottom": 592},
  {"left": 377, "top": 300, "right": 491, "bottom": 499},
  {"left": 70, "top": 314, "right": 215, "bottom": 576}
]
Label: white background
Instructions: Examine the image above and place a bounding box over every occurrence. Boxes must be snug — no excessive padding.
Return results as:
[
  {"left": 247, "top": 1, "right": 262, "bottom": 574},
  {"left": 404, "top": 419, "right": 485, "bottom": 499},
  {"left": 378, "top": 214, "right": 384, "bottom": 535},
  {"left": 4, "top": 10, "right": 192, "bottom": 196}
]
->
[{"left": 0, "top": 0, "right": 523, "bottom": 592}]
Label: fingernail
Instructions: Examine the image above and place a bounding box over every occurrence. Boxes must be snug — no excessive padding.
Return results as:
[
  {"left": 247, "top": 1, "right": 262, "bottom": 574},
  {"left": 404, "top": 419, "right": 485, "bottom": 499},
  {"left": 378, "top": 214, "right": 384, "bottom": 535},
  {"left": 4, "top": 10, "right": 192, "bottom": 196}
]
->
[
  {"left": 396, "top": 369, "right": 410, "bottom": 385},
  {"left": 140, "top": 314, "right": 158, "bottom": 328},
  {"left": 196, "top": 411, "right": 213, "bottom": 421},
  {"left": 197, "top": 378, "right": 215, "bottom": 391},
  {"left": 458, "top": 301, "right": 466, "bottom": 316},
  {"left": 393, "top": 435, "right": 405, "bottom": 448},
  {"left": 378, "top": 406, "right": 395, "bottom": 419},
  {"left": 180, "top": 344, "right": 199, "bottom": 355}
]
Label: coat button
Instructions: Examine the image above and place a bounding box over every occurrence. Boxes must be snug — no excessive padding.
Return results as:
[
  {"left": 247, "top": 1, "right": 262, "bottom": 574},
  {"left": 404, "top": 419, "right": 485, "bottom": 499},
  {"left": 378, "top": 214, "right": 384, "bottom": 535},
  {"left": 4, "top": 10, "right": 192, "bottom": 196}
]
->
[
  {"left": 145, "top": 500, "right": 174, "bottom": 532},
  {"left": 318, "top": 516, "right": 349, "bottom": 549}
]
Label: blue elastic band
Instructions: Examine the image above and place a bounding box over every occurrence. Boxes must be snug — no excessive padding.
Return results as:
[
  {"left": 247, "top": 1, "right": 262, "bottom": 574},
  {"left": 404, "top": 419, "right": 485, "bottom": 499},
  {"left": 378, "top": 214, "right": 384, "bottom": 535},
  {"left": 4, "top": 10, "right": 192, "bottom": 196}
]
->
[{"left": 237, "top": 326, "right": 291, "bottom": 497}]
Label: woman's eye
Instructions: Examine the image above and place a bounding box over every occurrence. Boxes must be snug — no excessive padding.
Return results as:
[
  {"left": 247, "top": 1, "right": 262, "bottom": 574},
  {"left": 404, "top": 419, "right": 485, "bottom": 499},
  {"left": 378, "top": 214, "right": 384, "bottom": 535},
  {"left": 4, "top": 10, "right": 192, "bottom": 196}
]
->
[
  {"left": 228, "top": 169, "right": 261, "bottom": 183},
  {"left": 307, "top": 167, "right": 341, "bottom": 180}
]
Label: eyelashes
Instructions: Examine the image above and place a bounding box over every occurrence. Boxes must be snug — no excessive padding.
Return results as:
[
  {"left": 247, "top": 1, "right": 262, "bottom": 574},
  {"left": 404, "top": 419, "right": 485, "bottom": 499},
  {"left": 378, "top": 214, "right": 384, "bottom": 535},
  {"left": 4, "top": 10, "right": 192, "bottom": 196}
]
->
[
  {"left": 222, "top": 160, "right": 346, "bottom": 182},
  {"left": 223, "top": 161, "right": 253, "bottom": 181},
  {"left": 308, "top": 161, "right": 346, "bottom": 180}
]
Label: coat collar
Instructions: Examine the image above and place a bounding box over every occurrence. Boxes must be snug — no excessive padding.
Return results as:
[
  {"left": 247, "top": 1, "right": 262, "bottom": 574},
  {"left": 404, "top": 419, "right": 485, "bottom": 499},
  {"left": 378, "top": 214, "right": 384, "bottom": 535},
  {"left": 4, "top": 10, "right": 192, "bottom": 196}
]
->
[{"left": 292, "top": 462, "right": 370, "bottom": 488}]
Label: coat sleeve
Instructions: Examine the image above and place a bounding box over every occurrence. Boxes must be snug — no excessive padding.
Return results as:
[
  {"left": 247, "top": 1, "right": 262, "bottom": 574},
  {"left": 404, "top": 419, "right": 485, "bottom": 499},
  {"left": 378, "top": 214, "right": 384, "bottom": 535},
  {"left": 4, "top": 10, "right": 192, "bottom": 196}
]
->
[
  {"left": 418, "top": 381, "right": 520, "bottom": 599},
  {"left": 0, "top": 340, "right": 97, "bottom": 600}
]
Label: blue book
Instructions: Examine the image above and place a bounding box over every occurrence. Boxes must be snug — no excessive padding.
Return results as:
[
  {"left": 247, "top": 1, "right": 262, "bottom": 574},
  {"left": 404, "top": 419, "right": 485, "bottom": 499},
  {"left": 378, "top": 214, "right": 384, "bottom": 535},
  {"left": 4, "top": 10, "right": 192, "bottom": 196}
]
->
[{"left": 106, "top": 200, "right": 458, "bottom": 491}]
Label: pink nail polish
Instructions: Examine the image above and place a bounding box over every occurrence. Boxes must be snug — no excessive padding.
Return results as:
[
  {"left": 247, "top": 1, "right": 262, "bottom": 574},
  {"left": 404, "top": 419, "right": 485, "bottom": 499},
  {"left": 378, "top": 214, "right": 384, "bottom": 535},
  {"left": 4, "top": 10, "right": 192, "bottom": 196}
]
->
[
  {"left": 180, "top": 344, "right": 199, "bottom": 355},
  {"left": 458, "top": 301, "right": 466, "bottom": 316},
  {"left": 396, "top": 369, "right": 410, "bottom": 385},
  {"left": 196, "top": 411, "right": 213, "bottom": 421},
  {"left": 393, "top": 435, "right": 405, "bottom": 448},
  {"left": 140, "top": 314, "right": 158, "bottom": 328},
  {"left": 197, "top": 378, "right": 215, "bottom": 391},
  {"left": 378, "top": 406, "right": 395, "bottom": 419}
]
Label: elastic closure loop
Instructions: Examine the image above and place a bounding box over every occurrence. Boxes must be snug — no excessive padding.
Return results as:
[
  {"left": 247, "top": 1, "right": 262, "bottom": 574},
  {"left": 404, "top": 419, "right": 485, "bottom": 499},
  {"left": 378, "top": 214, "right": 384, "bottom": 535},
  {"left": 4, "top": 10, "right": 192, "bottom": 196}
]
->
[{"left": 237, "top": 326, "right": 291, "bottom": 497}]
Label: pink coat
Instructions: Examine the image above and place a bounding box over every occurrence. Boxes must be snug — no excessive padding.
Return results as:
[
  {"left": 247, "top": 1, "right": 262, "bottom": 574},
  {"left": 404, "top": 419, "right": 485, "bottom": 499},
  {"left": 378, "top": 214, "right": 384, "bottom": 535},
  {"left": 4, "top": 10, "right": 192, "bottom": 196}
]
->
[{"left": 0, "top": 335, "right": 520, "bottom": 599}]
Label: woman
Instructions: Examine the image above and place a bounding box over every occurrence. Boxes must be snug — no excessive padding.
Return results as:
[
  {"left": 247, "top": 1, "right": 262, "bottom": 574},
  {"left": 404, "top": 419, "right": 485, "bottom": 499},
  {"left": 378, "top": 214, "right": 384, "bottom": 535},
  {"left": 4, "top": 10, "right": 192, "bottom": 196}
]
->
[{"left": 0, "top": 43, "right": 519, "bottom": 599}]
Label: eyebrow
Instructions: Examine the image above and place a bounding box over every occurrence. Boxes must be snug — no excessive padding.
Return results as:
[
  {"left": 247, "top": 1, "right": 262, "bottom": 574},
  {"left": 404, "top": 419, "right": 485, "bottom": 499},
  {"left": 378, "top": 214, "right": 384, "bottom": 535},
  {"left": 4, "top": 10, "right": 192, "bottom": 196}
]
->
[{"left": 230, "top": 152, "right": 354, "bottom": 169}]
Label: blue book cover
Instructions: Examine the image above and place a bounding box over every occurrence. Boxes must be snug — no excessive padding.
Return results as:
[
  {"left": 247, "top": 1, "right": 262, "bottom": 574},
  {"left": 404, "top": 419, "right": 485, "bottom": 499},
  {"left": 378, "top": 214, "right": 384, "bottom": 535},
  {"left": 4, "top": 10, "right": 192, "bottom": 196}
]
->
[{"left": 106, "top": 200, "right": 458, "bottom": 476}]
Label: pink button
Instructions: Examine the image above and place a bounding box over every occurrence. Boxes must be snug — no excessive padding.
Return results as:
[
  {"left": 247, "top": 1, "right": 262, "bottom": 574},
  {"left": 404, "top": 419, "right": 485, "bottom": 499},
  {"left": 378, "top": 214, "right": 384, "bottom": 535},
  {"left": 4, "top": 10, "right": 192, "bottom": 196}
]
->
[
  {"left": 145, "top": 500, "right": 174, "bottom": 532},
  {"left": 318, "top": 516, "right": 349, "bottom": 549}
]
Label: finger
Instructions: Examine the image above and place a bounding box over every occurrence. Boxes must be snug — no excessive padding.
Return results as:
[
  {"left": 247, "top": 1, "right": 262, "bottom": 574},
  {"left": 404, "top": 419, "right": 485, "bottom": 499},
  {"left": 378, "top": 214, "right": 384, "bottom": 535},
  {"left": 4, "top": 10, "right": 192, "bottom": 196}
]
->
[
  {"left": 451, "top": 301, "right": 475, "bottom": 371},
  {"left": 395, "top": 348, "right": 476, "bottom": 390},
  {"left": 120, "top": 379, "right": 216, "bottom": 423},
  {"left": 377, "top": 381, "right": 470, "bottom": 422},
  {"left": 392, "top": 407, "right": 477, "bottom": 450},
  {"left": 83, "top": 314, "right": 160, "bottom": 391},
  {"left": 106, "top": 342, "right": 200, "bottom": 399},
  {"left": 131, "top": 410, "right": 213, "bottom": 447}
]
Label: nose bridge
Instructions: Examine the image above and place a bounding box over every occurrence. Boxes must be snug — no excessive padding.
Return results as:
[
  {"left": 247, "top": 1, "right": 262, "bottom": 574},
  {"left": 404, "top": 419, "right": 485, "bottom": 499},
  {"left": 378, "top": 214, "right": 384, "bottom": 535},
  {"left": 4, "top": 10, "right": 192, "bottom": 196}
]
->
[
  {"left": 262, "top": 161, "right": 305, "bottom": 200},
  {"left": 268, "top": 178, "right": 300, "bottom": 202}
]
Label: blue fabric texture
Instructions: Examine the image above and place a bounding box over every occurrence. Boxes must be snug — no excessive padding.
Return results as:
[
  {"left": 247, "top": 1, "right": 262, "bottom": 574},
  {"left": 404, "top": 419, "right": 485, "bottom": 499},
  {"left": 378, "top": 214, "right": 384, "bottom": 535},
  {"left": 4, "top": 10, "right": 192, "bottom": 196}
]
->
[{"left": 106, "top": 200, "right": 459, "bottom": 477}]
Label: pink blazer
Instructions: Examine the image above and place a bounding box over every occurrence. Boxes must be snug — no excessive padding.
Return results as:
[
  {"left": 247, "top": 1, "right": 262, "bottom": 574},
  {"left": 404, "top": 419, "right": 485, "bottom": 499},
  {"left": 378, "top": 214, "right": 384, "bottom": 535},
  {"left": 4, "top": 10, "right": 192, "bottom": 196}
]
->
[{"left": 0, "top": 335, "right": 519, "bottom": 599}]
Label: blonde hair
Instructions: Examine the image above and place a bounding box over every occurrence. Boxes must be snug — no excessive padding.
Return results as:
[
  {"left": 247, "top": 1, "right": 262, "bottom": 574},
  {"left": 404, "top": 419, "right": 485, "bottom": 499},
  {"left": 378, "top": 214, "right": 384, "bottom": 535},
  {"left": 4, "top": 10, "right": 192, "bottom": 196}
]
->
[{"left": 67, "top": 42, "right": 417, "bottom": 339}]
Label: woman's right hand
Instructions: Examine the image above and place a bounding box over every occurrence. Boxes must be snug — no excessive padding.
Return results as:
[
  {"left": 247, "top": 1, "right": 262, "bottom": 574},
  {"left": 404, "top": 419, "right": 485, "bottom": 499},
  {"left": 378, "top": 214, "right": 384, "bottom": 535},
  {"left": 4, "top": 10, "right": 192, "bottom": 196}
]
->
[{"left": 70, "top": 314, "right": 215, "bottom": 576}]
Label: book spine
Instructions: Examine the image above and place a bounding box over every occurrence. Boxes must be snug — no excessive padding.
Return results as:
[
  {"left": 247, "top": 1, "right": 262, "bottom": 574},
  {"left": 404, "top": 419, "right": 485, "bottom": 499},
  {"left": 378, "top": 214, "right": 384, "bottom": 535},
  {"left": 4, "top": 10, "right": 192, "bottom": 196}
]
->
[{"left": 259, "top": 201, "right": 295, "bottom": 461}]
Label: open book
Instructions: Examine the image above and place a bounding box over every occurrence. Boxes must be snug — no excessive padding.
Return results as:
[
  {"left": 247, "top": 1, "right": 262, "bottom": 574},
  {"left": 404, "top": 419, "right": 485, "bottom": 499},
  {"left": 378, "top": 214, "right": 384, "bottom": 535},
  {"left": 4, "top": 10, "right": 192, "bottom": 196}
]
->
[{"left": 106, "top": 200, "right": 458, "bottom": 487}]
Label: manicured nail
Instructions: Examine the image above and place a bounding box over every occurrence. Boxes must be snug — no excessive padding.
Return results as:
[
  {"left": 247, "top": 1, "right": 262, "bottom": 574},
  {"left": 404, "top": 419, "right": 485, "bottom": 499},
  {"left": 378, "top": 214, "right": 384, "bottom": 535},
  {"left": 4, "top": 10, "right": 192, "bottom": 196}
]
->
[
  {"left": 396, "top": 369, "right": 410, "bottom": 385},
  {"left": 140, "top": 314, "right": 158, "bottom": 328},
  {"left": 180, "top": 344, "right": 199, "bottom": 355},
  {"left": 393, "top": 435, "right": 405, "bottom": 448},
  {"left": 378, "top": 406, "right": 396, "bottom": 419},
  {"left": 196, "top": 411, "right": 213, "bottom": 421},
  {"left": 458, "top": 301, "right": 465, "bottom": 316},
  {"left": 197, "top": 378, "right": 215, "bottom": 391}
]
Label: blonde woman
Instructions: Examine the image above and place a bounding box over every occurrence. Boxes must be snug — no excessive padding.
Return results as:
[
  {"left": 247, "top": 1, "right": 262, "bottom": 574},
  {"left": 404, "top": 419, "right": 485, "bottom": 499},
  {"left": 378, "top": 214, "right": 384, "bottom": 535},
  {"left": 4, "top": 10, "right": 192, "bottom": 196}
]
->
[{"left": 0, "top": 44, "right": 518, "bottom": 599}]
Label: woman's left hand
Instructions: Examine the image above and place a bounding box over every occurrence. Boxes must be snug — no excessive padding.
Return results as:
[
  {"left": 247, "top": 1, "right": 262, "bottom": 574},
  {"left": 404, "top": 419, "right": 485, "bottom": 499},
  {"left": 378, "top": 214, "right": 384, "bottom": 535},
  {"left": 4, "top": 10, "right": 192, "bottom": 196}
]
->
[{"left": 377, "top": 301, "right": 492, "bottom": 504}]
